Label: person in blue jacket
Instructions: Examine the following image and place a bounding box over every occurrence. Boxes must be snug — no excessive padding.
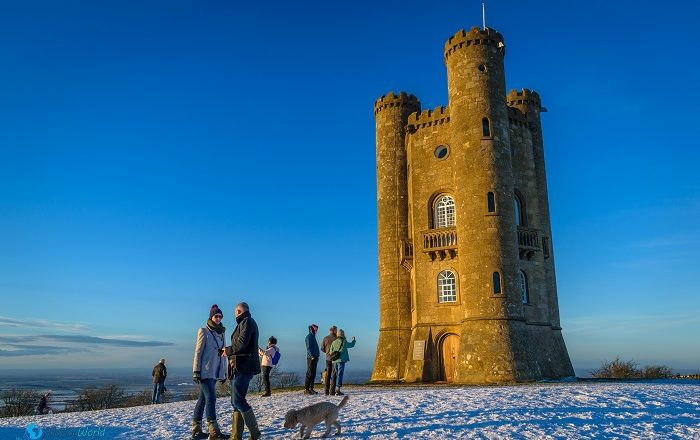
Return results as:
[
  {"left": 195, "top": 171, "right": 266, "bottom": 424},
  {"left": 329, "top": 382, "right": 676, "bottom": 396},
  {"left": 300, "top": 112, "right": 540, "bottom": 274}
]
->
[{"left": 304, "top": 324, "right": 320, "bottom": 394}]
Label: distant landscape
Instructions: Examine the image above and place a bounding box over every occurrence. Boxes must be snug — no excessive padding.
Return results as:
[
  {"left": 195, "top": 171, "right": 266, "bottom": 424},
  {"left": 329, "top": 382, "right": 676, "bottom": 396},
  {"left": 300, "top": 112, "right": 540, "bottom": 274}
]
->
[{"left": 0, "top": 368, "right": 373, "bottom": 411}]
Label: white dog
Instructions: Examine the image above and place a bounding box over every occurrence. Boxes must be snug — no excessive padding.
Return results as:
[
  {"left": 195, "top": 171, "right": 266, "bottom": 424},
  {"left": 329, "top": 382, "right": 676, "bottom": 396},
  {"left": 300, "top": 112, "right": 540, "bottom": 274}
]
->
[{"left": 283, "top": 395, "right": 349, "bottom": 438}]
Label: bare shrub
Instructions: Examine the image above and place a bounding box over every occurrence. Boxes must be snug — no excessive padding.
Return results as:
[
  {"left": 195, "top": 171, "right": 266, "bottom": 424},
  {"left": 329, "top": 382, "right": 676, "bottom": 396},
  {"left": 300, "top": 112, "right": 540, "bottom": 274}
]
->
[
  {"left": 275, "top": 371, "right": 301, "bottom": 389},
  {"left": 121, "top": 389, "right": 171, "bottom": 407},
  {"left": 65, "top": 384, "right": 125, "bottom": 411},
  {"left": 249, "top": 369, "right": 301, "bottom": 392},
  {"left": 185, "top": 386, "right": 201, "bottom": 401},
  {"left": 641, "top": 365, "right": 673, "bottom": 379},
  {"left": 0, "top": 389, "right": 41, "bottom": 417},
  {"left": 592, "top": 358, "right": 674, "bottom": 380},
  {"left": 591, "top": 357, "right": 640, "bottom": 379}
]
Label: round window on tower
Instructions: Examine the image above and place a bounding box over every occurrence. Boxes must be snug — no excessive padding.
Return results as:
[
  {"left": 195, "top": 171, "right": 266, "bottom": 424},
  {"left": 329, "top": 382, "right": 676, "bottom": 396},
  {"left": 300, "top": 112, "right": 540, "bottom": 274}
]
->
[
  {"left": 434, "top": 145, "right": 449, "bottom": 159},
  {"left": 478, "top": 63, "right": 488, "bottom": 73}
]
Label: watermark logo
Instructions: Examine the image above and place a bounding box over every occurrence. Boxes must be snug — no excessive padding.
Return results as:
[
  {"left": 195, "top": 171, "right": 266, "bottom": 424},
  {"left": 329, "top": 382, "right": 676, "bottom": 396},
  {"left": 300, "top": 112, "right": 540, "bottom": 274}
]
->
[{"left": 25, "top": 423, "right": 43, "bottom": 439}]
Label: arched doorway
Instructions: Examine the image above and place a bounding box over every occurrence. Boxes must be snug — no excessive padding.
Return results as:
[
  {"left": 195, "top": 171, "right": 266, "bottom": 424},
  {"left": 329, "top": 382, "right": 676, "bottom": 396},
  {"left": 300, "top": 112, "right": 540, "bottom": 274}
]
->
[{"left": 439, "top": 334, "right": 460, "bottom": 382}]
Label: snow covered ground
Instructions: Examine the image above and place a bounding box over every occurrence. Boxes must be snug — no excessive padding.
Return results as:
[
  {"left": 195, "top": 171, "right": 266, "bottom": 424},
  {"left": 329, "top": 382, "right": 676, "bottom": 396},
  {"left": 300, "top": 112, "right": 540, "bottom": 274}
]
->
[{"left": 1, "top": 381, "right": 698, "bottom": 439}]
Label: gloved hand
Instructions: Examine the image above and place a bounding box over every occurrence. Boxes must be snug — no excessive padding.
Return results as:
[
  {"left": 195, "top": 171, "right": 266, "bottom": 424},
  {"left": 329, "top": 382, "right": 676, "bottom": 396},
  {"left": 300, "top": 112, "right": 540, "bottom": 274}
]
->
[{"left": 193, "top": 371, "right": 201, "bottom": 384}]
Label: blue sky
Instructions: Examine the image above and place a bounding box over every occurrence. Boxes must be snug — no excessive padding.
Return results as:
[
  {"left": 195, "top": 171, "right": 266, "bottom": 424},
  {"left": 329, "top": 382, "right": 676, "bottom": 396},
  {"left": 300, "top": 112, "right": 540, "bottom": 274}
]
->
[{"left": 0, "top": 0, "right": 699, "bottom": 375}]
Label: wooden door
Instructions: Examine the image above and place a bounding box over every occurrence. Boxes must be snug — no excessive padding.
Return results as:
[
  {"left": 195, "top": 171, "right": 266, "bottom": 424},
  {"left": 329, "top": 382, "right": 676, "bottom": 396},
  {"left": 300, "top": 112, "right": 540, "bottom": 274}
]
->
[{"left": 441, "top": 334, "right": 459, "bottom": 382}]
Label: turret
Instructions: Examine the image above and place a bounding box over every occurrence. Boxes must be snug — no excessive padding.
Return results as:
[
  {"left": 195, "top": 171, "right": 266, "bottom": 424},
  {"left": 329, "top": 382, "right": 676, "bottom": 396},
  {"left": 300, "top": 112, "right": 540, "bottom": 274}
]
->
[
  {"left": 508, "top": 88, "right": 559, "bottom": 328},
  {"left": 443, "top": 27, "right": 535, "bottom": 383},
  {"left": 372, "top": 91, "right": 420, "bottom": 382}
]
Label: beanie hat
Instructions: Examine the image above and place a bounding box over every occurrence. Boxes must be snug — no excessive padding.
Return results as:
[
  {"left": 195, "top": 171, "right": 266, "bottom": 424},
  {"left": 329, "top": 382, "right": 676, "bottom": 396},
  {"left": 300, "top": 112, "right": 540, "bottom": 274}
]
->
[
  {"left": 310, "top": 324, "right": 319, "bottom": 333},
  {"left": 210, "top": 304, "right": 223, "bottom": 319}
]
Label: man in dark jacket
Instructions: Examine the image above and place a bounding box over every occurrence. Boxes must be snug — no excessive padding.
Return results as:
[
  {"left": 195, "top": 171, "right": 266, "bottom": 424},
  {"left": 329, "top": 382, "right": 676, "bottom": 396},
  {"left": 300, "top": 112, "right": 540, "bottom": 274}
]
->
[
  {"left": 151, "top": 358, "right": 167, "bottom": 404},
  {"left": 304, "top": 324, "right": 320, "bottom": 394},
  {"left": 227, "top": 302, "right": 261, "bottom": 440},
  {"left": 320, "top": 325, "right": 338, "bottom": 395}
]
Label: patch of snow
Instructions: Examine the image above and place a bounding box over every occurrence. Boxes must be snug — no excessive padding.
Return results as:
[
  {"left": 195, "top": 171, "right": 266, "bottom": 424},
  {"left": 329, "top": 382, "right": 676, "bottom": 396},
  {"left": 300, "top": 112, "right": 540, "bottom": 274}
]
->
[{"left": 0, "top": 382, "right": 698, "bottom": 439}]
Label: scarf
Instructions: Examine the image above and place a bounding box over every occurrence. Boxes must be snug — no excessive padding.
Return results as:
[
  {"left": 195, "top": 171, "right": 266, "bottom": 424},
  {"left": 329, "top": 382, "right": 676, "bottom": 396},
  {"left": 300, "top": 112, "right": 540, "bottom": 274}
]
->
[{"left": 207, "top": 319, "right": 226, "bottom": 334}]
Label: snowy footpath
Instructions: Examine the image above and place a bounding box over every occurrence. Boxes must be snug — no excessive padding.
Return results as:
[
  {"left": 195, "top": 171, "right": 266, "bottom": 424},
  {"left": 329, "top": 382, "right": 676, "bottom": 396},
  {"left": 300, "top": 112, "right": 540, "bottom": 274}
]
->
[{"left": 1, "top": 381, "right": 699, "bottom": 439}]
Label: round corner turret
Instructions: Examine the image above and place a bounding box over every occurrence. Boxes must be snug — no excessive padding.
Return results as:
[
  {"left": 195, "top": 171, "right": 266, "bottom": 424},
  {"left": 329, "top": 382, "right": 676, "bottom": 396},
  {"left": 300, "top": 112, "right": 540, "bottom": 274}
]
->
[
  {"left": 444, "top": 26, "right": 505, "bottom": 62},
  {"left": 374, "top": 91, "right": 421, "bottom": 117}
]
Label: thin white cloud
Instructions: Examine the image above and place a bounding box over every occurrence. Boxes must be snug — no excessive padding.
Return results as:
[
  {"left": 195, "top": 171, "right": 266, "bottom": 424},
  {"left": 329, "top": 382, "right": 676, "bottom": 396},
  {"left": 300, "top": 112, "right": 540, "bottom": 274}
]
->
[{"left": 0, "top": 316, "right": 89, "bottom": 332}]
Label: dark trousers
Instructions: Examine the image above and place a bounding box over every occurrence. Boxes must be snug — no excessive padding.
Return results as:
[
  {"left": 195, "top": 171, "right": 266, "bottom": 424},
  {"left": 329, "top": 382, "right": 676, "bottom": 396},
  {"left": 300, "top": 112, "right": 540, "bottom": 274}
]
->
[
  {"left": 152, "top": 382, "right": 164, "bottom": 404},
  {"left": 262, "top": 366, "right": 272, "bottom": 395},
  {"left": 324, "top": 359, "right": 334, "bottom": 393},
  {"left": 193, "top": 378, "right": 217, "bottom": 421},
  {"left": 231, "top": 371, "right": 253, "bottom": 413},
  {"left": 304, "top": 357, "right": 319, "bottom": 390}
]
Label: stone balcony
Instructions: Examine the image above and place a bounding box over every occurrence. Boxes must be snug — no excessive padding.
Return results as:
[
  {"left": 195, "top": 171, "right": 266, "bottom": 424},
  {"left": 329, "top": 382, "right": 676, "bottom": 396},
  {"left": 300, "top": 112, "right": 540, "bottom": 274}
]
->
[
  {"left": 517, "top": 226, "right": 540, "bottom": 260},
  {"left": 421, "top": 227, "right": 457, "bottom": 260}
]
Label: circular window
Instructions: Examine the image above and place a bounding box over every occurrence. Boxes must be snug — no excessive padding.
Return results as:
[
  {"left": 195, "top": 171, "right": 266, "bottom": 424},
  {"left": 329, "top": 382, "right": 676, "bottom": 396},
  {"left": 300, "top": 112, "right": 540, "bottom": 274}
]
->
[
  {"left": 434, "top": 145, "right": 449, "bottom": 159},
  {"left": 478, "top": 63, "right": 488, "bottom": 73}
]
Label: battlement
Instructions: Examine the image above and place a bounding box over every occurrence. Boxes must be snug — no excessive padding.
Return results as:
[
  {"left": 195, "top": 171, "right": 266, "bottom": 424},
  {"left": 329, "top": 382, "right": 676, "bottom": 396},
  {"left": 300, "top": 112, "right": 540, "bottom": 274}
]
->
[
  {"left": 507, "top": 89, "right": 541, "bottom": 109},
  {"left": 444, "top": 27, "right": 505, "bottom": 62},
  {"left": 374, "top": 91, "right": 421, "bottom": 116},
  {"left": 407, "top": 105, "right": 450, "bottom": 133}
]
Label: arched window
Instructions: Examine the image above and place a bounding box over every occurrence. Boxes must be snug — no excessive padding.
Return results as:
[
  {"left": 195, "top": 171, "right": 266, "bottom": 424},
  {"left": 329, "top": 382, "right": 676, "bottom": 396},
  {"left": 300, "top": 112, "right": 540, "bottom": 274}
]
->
[
  {"left": 492, "top": 272, "right": 501, "bottom": 294},
  {"left": 520, "top": 270, "right": 529, "bottom": 304},
  {"left": 487, "top": 192, "right": 496, "bottom": 213},
  {"left": 514, "top": 193, "right": 525, "bottom": 226},
  {"left": 434, "top": 195, "right": 456, "bottom": 228},
  {"left": 482, "top": 117, "right": 491, "bottom": 137},
  {"left": 437, "top": 270, "right": 457, "bottom": 303}
]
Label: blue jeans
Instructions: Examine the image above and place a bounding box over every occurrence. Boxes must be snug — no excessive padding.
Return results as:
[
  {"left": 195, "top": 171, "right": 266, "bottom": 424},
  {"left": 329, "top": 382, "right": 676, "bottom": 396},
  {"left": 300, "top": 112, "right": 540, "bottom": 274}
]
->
[
  {"left": 152, "top": 382, "right": 164, "bottom": 404},
  {"left": 193, "top": 378, "right": 217, "bottom": 421},
  {"left": 231, "top": 371, "right": 253, "bottom": 412},
  {"left": 334, "top": 362, "right": 346, "bottom": 387}
]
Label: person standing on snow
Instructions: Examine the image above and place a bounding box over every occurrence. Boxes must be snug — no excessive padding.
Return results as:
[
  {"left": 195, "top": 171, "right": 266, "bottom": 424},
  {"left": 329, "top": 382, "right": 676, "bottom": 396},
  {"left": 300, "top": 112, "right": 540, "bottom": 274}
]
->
[
  {"left": 37, "top": 391, "right": 53, "bottom": 415},
  {"left": 191, "top": 304, "right": 228, "bottom": 440},
  {"left": 226, "top": 302, "right": 262, "bottom": 440},
  {"left": 329, "top": 329, "right": 356, "bottom": 396},
  {"left": 304, "top": 324, "right": 320, "bottom": 395},
  {"left": 152, "top": 358, "right": 167, "bottom": 404},
  {"left": 258, "top": 336, "right": 279, "bottom": 397},
  {"left": 320, "top": 325, "right": 338, "bottom": 395}
]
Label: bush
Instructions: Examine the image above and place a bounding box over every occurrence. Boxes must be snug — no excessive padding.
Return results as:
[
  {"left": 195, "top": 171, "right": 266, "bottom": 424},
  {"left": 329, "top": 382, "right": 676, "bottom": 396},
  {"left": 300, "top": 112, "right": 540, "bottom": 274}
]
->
[
  {"left": 641, "top": 365, "right": 673, "bottom": 379},
  {"left": 591, "top": 357, "right": 673, "bottom": 379},
  {"left": 591, "top": 357, "right": 640, "bottom": 379},
  {"left": 249, "top": 369, "right": 301, "bottom": 392},
  {"left": 0, "top": 389, "right": 41, "bottom": 418},
  {"left": 65, "top": 384, "right": 125, "bottom": 411}
]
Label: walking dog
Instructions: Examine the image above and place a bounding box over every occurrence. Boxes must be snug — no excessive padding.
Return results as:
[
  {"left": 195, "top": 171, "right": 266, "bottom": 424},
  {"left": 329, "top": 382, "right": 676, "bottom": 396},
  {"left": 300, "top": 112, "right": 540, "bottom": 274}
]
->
[{"left": 283, "top": 395, "right": 349, "bottom": 438}]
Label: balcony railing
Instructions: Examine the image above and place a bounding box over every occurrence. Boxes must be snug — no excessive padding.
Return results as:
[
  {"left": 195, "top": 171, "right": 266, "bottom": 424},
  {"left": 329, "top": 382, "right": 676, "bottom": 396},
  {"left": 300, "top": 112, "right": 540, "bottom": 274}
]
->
[
  {"left": 422, "top": 227, "right": 457, "bottom": 260},
  {"left": 400, "top": 240, "right": 413, "bottom": 271},
  {"left": 517, "top": 226, "right": 540, "bottom": 259}
]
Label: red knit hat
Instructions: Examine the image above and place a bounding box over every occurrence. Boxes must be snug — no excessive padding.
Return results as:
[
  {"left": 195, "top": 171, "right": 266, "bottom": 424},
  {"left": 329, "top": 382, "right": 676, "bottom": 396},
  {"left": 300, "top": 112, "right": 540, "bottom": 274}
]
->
[{"left": 210, "top": 304, "right": 223, "bottom": 319}]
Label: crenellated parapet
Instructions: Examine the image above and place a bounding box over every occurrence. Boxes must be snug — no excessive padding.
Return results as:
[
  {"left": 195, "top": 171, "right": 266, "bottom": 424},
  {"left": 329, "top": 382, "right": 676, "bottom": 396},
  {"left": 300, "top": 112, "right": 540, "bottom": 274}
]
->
[
  {"left": 407, "top": 105, "right": 450, "bottom": 133},
  {"left": 444, "top": 26, "right": 505, "bottom": 62},
  {"left": 374, "top": 91, "right": 421, "bottom": 116},
  {"left": 507, "top": 89, "right": 541, "bottom": 110}
]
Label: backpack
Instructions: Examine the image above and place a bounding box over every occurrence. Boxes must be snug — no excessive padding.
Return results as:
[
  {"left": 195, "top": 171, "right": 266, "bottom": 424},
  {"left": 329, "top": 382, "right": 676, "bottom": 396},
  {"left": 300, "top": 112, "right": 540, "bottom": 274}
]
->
[{"left": 271, "top": 349, "right": 281, "bottom": 366}]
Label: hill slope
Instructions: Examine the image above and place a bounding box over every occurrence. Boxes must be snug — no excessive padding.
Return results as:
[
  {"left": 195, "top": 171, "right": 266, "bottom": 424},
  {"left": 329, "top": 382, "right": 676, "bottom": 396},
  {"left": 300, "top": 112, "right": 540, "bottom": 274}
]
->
[{"left": 1, "top": 382, "right": 699, "bottom": 439}]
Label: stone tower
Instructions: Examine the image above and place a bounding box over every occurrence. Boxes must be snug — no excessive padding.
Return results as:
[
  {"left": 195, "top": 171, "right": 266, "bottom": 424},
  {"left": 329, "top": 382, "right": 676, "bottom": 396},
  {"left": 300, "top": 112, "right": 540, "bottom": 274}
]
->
[{"left": 371, "top": 26, "right": 574, "bottom": 384}]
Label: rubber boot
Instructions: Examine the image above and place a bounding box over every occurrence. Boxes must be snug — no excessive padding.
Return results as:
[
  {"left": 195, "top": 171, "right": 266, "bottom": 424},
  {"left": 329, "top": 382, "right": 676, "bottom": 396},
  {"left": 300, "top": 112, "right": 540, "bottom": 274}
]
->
[
  {"left": 242, "top": 409, "right": 261, "bottom": 440},
  {"left": 335, "top": 387, "right": 344, "bottom": 396},
  {"left": 206, "top": 419, "right": 227, "bottom": 440},
  {"left": 230, "top": 410, "right": 244, "bottom": 440},
  {"left": 191, "top": 420, "right": 207, "bottom": 440}
]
